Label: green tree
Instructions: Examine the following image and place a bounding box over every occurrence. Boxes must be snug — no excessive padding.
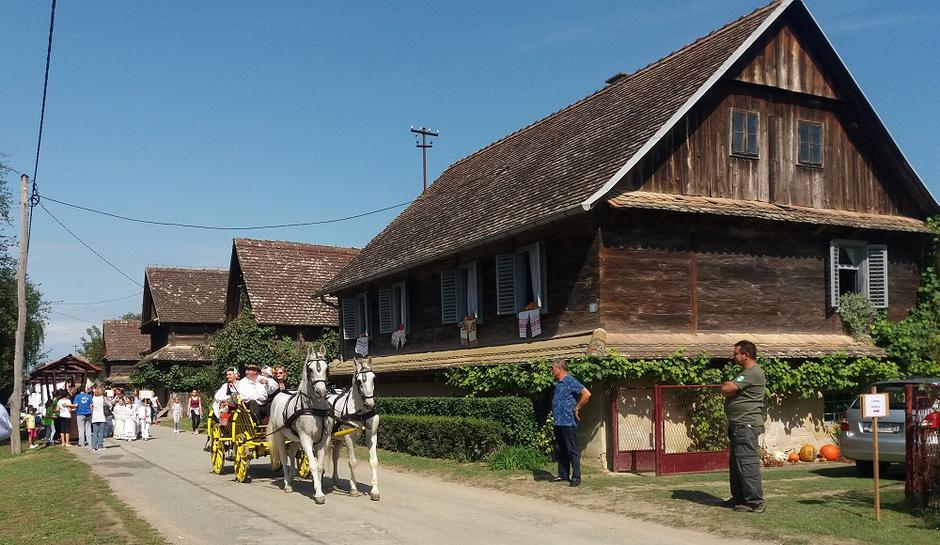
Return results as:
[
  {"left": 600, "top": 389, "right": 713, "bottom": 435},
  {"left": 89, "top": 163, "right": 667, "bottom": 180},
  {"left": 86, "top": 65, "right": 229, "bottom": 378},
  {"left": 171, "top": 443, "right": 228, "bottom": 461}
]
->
[
  {"left": 119, "top": 312, "right": 141, "bottom": 320},
  {"left": 78, "top": 325, "right": 105, "bottom": 364}
]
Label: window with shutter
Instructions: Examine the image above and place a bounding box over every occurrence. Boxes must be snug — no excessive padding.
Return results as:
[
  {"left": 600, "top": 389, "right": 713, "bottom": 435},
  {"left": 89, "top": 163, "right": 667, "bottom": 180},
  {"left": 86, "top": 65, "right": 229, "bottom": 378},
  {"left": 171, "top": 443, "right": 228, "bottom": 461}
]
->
[
  {"left": 341, "top": 297, "right": 358, "bottom": 340},
  {"left": 866, "top": 245, "right": 889, "bottom": 309},
  {"left": 355, "top": 292, "right": 370, "bottom": 337},
  {"left": 440, "top": 270, "right": 458, "bottom": 324},
  {"left": 496, "top": 254, "right": 517, "bottom": 315},
  {"left": 829, "top": 239, "right": 889, "bottom": 309},
  {"left": 391, "top": 281, "right": 409, "bottom": 332},
  {"left": 378, "top": 289, "right": 392, "bottom": 333}
]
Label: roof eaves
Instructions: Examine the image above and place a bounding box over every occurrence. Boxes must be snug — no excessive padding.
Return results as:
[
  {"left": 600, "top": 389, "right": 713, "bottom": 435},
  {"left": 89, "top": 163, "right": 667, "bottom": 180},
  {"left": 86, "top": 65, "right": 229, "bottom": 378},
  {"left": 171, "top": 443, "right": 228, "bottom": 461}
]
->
[{"left": 579, "top": 0, "right": 794, "bottom": 211}]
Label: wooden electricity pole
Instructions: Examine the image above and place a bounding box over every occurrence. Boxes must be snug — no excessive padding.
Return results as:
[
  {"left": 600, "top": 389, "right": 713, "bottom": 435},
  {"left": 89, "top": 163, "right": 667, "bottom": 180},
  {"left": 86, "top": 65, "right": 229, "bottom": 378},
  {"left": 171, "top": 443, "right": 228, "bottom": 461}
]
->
[{"left": 10, "top": 174, "right": 30, "bottom": 454}]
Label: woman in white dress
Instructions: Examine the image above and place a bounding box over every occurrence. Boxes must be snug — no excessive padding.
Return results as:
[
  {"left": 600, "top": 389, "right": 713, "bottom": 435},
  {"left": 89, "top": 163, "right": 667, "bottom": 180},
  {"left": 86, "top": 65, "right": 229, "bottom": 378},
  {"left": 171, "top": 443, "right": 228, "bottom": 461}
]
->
[{"left": 123, "top": 396, "right": 138, "bottom": 440}]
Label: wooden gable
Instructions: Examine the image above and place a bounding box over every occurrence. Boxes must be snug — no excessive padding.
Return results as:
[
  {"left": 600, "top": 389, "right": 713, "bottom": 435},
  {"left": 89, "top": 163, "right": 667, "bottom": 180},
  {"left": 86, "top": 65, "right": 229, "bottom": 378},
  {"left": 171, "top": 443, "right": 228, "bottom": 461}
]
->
[
  {"left": 735, "top": 24, "right": 835, "bottom": 99},
  {"left": 619, "top": 18, "right": 924, "bottom": 219}
]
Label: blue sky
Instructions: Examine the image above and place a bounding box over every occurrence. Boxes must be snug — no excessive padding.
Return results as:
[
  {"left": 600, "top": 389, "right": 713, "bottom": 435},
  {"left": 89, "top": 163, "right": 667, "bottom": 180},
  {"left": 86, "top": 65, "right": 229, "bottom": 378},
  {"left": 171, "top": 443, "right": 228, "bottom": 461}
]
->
[{"left": 2, "top": 0, "right": 938, "bottom": 359}]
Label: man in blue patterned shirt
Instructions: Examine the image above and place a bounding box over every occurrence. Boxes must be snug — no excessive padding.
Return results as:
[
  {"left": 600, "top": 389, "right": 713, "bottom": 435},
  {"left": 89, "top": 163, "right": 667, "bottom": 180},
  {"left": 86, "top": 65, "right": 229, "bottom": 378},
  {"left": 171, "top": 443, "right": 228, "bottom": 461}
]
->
[{"left": 550, "top": 359, "right": 591, "bottom": 487}]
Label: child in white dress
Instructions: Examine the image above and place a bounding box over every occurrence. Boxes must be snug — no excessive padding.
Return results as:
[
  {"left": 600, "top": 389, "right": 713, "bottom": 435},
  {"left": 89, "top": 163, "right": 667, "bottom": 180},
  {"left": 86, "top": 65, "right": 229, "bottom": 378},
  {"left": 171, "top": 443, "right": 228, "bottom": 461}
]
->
[
  {"left": 112, "top": 398, "right": 126, "bottom": 440},
  {"left": 137, "top": 400, "right": 152, "bottom": 440},
  {"left": 123, "top": 396, "right": 138, "bottom": 440},
  {"left": 171, "top": 394, "right": 183, "bottom": 433}
]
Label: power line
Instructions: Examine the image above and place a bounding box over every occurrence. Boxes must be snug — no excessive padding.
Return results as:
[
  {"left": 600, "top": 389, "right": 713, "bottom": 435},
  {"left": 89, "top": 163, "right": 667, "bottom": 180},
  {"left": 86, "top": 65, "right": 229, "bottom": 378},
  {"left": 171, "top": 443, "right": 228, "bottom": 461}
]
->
[
  {"left": 40, "top": 194, "right": 413, "bottom": 231},
  {"left": 38, "top": 202, "right": 144, "bottom": 287},
  {"left": 50, "top": 310, "right": 98, "bottom": 326},
  {"left": 26, "top": 0, "right": 58, "bottom": 251},
  {"left": 54, "top": 292, "right": 143, "bottom": 305}
]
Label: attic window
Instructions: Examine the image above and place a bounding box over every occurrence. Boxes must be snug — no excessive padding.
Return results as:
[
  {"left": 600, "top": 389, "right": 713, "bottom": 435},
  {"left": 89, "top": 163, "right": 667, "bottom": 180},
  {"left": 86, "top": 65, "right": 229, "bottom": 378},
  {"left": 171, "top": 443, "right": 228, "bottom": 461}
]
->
[
  {"left": 730, "top": 109, "right": 759, "bottom": 157},
  {"left": 798, "top": 121, "right": 824, "bottom": 167}
]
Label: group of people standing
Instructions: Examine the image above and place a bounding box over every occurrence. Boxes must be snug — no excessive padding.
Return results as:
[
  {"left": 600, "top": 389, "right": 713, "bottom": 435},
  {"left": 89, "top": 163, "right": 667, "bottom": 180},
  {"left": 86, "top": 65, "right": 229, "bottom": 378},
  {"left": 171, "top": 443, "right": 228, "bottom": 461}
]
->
[{"left": 34, "top": 385, "right": 169, "bottom": 448}]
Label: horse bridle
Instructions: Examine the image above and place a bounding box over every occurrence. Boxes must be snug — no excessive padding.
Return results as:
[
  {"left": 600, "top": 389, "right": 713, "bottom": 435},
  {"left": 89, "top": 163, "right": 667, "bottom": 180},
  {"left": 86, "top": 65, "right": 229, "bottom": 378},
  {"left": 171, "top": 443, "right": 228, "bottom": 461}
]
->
[{"left": 354, "top": 366, "right": 376, "bottom": 401}]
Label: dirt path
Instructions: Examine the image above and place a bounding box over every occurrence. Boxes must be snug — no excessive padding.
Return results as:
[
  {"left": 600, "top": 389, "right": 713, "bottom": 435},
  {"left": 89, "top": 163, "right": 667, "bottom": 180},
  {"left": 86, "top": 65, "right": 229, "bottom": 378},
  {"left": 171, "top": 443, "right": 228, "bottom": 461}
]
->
[{"left": 75, "top": 429, "right": 770, "bottom": 545}]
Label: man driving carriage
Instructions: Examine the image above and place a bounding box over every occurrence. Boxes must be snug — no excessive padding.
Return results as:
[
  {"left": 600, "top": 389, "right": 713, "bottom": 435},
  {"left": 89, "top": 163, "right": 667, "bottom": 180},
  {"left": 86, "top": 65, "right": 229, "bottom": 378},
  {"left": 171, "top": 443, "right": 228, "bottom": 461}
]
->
[{"left": 237, "top": 363, "right": 280, "bottom": 424}]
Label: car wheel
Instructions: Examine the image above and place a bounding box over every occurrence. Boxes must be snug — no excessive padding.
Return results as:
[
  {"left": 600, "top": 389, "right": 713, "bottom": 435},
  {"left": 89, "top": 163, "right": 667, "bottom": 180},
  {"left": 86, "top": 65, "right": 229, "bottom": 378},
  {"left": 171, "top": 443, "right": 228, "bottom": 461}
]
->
[{"left": 855, "top": 460, "right": 874, "bottom": 477}]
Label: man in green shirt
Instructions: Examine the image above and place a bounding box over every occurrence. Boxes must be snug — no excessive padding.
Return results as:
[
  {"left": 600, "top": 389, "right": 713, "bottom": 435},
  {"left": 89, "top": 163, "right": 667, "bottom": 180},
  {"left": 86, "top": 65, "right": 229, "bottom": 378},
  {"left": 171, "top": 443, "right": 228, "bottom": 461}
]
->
[{"left": 720, "top": 340, "right": 766, "bottom": 513}]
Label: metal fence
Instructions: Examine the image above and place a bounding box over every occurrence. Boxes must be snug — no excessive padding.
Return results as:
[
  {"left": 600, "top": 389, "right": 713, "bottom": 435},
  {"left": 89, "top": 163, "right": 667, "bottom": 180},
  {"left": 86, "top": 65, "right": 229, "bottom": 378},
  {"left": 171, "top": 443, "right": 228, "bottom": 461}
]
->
[{"left": 906, "top": 383, "right": 940, "bottom": 511}]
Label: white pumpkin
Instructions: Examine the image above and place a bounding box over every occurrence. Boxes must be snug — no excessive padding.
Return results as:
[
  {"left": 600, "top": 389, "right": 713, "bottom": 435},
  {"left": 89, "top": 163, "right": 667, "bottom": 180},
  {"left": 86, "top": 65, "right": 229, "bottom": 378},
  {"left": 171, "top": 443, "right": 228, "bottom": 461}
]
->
[{"left": 771, "top": 451, "right": 787, "bottom": 464}]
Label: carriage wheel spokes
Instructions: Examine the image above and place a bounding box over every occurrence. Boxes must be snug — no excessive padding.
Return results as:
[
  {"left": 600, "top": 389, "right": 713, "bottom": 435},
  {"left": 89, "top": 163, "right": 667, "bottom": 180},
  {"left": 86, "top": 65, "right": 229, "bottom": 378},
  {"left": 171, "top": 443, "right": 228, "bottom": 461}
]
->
[
  {"left": 234, "top": 435, "right": 250, "bottom": 483},
  {"left": 210, "top": 428, "right": 225, "bottom": 475},
  {"left": 297, "top": 450, "right": 311, "bottom": 479}
]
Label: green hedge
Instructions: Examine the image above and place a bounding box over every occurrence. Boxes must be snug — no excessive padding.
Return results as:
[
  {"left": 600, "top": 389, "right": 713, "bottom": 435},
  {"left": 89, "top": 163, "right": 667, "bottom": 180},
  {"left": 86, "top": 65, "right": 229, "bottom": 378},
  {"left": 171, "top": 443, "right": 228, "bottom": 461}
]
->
[
  {"left": 377, "top": 414, "right": 504, "bottom": 461},
  {"left": 377, "top": 396, "right": 538, "bottom": 447}
]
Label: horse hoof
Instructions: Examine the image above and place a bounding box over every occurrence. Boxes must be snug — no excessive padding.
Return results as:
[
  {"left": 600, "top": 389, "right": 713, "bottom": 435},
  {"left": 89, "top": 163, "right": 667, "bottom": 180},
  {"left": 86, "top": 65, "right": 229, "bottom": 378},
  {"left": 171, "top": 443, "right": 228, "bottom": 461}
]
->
[
  {"left": 370, "top": 492, "right": 380, "bottom": 501},
  {"left": 284, "top": 485, "right": 293, "bottom": 494},
  {"left": 314, "top": 496, "right": 326, "bottom": 505},
  {"left": 349, "top": 490, "right": 360, "bottom": 497}
]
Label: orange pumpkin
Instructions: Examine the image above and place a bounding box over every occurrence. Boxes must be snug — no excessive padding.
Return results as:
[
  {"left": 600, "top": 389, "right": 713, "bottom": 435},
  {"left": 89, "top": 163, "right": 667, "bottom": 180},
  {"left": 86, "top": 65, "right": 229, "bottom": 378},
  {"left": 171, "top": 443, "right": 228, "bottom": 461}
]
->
[
  {"left": 799, "top": 444, "right": 817, "bottom": 462},
  {"left": 788, "top": 451, "right": 800, "bottom": 463},
  {"left": 819, "top": 444, "right": 840, "bottom": 461}
]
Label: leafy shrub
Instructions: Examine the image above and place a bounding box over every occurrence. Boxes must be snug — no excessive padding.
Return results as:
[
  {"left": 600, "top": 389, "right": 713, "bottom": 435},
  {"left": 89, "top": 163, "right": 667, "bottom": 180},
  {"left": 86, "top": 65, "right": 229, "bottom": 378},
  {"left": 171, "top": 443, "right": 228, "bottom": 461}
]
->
[
  {"left": 378, "top": 414, "right": 504, "bottom": 461},
  {"left": 377, "top": 396, "right": 537, "bottom": 447},
  {"left": 838, "top": 292, "right": 878, "bottom": 340},
  {"left": 487, "top": 445, "right": 547, "bottom": 471},
  {"left": 536, "top": 411, "right": 556, "bottom": 459}
]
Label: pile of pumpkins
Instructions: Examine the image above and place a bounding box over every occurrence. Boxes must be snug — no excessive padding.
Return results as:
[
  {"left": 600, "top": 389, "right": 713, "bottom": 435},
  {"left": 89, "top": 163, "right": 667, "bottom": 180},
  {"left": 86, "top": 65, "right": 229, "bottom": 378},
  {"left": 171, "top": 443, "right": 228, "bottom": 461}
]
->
[{"left": 770, "top": 443, "right": 840, "bottom": 464}]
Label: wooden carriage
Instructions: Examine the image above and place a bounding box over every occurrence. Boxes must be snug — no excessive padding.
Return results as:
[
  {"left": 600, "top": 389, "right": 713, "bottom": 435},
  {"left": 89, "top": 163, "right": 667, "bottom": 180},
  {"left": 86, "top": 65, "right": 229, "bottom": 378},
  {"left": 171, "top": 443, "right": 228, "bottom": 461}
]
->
[{"left": 207, "top": 400, "right": 310, "bottom": 483}]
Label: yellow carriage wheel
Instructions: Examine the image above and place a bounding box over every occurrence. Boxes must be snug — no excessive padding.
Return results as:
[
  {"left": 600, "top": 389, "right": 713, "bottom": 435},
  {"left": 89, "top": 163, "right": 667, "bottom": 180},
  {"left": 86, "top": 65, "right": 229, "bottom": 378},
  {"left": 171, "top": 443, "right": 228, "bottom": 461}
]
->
[
  {"left": 234, "top": 446, "right": 250, "bottom": 483},
  {"left": 296, "top": 450, "right": 311, "bottom": 479},
  {"left": 211, "top": 438, "right": 225, "bottom": 475}
]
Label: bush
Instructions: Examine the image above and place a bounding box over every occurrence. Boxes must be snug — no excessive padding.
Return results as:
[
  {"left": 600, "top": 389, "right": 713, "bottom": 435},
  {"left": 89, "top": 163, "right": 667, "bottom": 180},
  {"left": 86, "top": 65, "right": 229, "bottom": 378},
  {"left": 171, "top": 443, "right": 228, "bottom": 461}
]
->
[
  {"left": 377, "top": 396, "right": 538, "bottom": 447},
  {"left": 377, "top": 414, "right": 504, "bottom": 461},
  {"left": 838, "top": 293, "right": 878, "bottom": 341},
  {"left": 487, "top": 446, "right": 548, "bottom": 471}
]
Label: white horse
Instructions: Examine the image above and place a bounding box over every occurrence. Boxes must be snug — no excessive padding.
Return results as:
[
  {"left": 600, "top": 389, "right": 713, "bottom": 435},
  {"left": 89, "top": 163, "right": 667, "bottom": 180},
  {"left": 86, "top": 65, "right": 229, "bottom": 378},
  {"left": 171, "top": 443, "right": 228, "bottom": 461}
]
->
[
  {"left": 327, "top": 356, "right": 380, "bottom": 501},
  {"left": 268, "top": 345, "right": 334, "bottom": 504}
]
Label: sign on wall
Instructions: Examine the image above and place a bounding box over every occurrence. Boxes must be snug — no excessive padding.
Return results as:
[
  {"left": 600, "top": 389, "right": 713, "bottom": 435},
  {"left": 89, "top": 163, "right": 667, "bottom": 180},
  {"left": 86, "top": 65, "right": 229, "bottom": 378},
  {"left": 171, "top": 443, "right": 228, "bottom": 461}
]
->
[{"left": 861, "top": 393, "right": 889, "bottom": 419}]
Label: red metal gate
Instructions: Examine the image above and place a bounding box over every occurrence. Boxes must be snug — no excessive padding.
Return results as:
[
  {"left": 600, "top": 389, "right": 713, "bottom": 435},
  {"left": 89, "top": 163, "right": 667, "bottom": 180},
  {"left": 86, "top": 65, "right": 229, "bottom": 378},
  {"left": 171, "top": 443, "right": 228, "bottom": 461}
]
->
[
  {"left": 905, "top": 383, "right": 940, "bottom": 510},
  {"left": 612, "top": 384, "right": 730, "bottom": 475}
]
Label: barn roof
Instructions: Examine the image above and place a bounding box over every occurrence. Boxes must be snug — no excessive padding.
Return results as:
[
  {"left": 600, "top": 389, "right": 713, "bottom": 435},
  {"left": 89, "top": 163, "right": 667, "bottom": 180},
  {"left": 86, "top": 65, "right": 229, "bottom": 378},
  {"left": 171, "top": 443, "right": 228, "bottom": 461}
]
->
[
  {"left": 322, "top": 0, "right": 937, "bottom": 294},
  {"left": 143, "top": 267, "right": 228, "bottom": 326},
  {"left": 232, "top": 239, "right": 359, "bottom": 327},
  {"left": 102, "top": 319, "right": 150, "bottom": 363}
]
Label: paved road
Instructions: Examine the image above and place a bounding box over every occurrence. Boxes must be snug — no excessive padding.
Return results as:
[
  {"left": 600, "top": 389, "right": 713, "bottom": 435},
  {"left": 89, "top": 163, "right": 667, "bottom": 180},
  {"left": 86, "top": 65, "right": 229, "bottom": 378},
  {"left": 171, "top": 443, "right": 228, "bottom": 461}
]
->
[{"left": 76, "top": 428, "right": 766, "bottom": 545}]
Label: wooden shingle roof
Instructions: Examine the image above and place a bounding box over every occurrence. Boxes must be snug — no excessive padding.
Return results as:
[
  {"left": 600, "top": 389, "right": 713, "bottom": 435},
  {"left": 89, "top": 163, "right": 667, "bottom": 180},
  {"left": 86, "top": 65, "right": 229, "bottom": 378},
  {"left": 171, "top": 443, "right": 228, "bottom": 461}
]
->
[
  {"left": 322, "top": 2, "right": 784, "bottom": 293},
  {"left": 233, "top": 239, "right": 359, "bottom": 326},
  {"left": 608, "top": 192, "right": 933, "bottom": 233},
  {"left": 102, "top": 319, "right": 150, "bottom": 362},
  {"left": 145, "top": 267, "right": 228, "bottom": 325}
]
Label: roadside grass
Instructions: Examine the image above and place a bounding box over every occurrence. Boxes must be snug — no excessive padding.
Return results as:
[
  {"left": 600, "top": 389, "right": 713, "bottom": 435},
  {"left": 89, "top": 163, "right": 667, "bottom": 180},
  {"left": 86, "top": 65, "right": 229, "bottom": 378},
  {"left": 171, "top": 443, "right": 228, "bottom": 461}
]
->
[
  {"left": 364, "top": 447, "right": 938, "bottom": 545},
  {"left": 0, "top": 441, "right": 168, "bottom": 545}
]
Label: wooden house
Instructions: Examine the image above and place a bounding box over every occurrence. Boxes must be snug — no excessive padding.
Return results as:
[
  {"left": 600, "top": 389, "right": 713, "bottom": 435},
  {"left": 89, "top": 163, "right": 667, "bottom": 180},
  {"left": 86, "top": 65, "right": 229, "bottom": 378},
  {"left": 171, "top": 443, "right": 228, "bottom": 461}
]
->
[
  {"left": 223, "top": 238, "right": 359, "bottom": 340},
  {"left": 102, "top": 319, "right": 150, "bottom": 386},
  {"left": 322, "top": 0, "right": 939, "bottom": 467},
  {"left": 138, "top": 267, "right": 228, "bottom": 370}
]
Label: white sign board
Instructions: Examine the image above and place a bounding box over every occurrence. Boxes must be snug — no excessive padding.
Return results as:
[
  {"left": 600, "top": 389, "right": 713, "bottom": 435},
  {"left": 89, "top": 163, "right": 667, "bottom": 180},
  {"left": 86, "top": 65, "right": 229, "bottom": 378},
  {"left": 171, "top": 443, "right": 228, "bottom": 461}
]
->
[
  {"left": 139, "top": 389, "right": 154, "bottom": 400},
  {"left": 861, "top": 393, "right": 889, "bottom": 419},
  {"left": 105, "top": 389, "right": 114, "bottom": 398}
]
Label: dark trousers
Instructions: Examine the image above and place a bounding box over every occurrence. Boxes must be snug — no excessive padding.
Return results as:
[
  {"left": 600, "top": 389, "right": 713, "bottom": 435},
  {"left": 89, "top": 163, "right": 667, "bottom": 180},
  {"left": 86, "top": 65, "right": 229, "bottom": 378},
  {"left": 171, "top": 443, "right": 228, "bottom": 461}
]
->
[
  {"left": 728, "top": 423, "right": 764, "bottom": 506},
  {"left": 554, "top": 425, "right": 581, "bottom": 481},
  {"left": 245, "top": 400, "right": 270, "bottom": 424},
  {"left": 190, "top": 410, "right": 201, "bottom": 431}
]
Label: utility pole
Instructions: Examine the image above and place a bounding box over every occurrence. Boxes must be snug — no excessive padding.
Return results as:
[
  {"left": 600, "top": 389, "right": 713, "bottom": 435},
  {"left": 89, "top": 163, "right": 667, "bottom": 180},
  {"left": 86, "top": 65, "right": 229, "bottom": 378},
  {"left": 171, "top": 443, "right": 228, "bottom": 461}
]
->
[
  {"left": 410, "top": 126, "right": 438, "bottom": 193},
  {"left": 10, "top": 174, "right": 30, "bottom": 454}
]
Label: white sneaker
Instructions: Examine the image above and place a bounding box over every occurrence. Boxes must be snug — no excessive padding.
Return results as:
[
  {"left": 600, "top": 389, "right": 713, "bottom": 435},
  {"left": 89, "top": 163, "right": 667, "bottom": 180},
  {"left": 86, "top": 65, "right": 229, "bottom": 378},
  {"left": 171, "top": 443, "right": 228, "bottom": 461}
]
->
[{"left": 29, "top": 445, "right": 38, "bottom": 449}]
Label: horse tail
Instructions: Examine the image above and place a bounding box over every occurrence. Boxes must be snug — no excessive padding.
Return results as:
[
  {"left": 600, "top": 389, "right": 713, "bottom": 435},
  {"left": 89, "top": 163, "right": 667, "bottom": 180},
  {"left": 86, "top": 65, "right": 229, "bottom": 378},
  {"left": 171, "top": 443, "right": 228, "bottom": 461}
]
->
[{"left": 267, "top": 417, "right": 281, "bottom": 468}]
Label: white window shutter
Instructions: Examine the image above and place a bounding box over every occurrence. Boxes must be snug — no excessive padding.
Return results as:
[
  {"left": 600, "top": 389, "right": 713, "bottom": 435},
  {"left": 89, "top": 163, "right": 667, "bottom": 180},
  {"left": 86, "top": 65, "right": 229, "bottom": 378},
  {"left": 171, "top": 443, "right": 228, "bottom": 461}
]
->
[
  {"left": 441, "top": 270, "right": 458, "bottom": 324},
  {"left": 828, "top": 241, "right": 840, "bottom": 309},
  {"left": 378, "top": 288, "right": 392, "bottom": 333},
  {"left": 496, "top": 254, "right": 517, "bottom": 315},
  {"left": 866, "top": 245, "right": 889, "bottom": 309},
  {"left": 341, "top": 297, "right": 357, "bottom": 340}
]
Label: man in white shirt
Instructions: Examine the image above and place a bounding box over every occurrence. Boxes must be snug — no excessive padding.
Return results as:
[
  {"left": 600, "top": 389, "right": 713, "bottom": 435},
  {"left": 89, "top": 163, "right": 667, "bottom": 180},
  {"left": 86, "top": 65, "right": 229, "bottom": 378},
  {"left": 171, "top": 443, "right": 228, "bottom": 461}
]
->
[
  {"left": 214, "top": 368, "right": 239, "bottom": 408},
  {"left": 235, "top": 364, "right": 278, "bottom": 424}
]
